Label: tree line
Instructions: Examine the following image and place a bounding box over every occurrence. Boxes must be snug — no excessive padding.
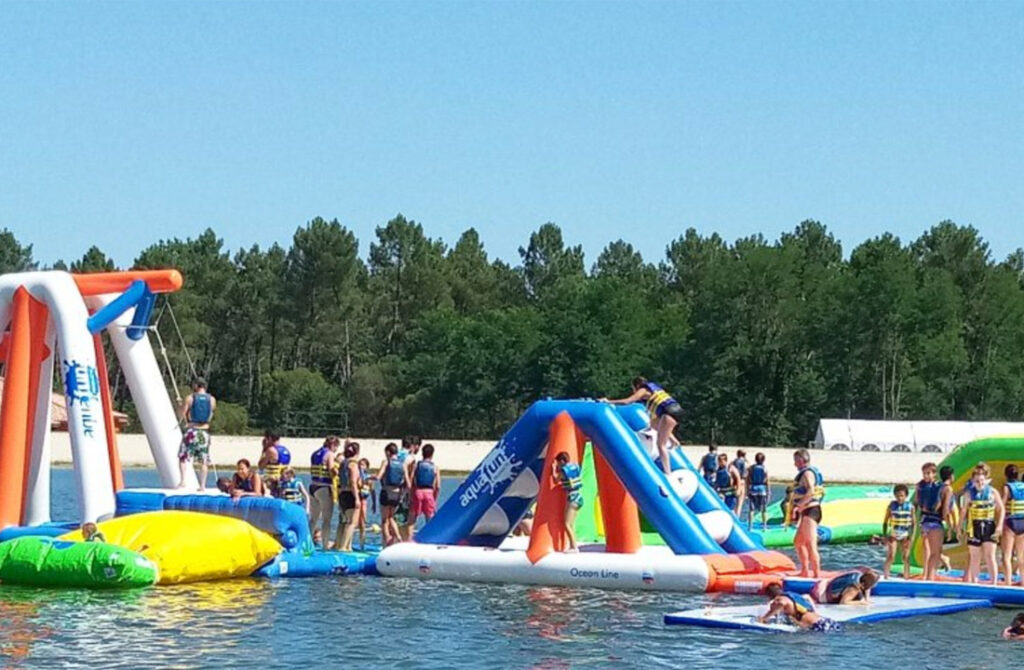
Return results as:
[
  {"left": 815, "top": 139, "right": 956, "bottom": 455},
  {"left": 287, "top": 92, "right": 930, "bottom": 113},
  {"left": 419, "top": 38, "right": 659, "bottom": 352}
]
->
[{"left": 2, "top": 216, "right": 1022, "bottom": 446}]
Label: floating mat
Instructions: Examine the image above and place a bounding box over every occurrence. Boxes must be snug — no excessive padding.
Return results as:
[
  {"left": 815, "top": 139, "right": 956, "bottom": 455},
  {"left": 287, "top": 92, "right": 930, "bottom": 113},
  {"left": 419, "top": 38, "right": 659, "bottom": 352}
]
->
[
  {"left": 664, "top": 596, "right": 991, "bottom": 632},
  {"left": 60, "top": 511, "right": 282, "bottom": 584},
  {"left": 0, "top": 536, "right": 158, "bottom": 589}
]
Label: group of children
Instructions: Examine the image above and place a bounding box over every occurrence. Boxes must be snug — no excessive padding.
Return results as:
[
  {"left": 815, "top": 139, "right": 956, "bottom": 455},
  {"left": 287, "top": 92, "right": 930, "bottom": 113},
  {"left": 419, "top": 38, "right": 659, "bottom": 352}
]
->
[
  {"left": 699, "top": 445, "right": 772, "bottom": 531},
  {"left": 213, "top": 433, "right": 441, "bottom": 552}
]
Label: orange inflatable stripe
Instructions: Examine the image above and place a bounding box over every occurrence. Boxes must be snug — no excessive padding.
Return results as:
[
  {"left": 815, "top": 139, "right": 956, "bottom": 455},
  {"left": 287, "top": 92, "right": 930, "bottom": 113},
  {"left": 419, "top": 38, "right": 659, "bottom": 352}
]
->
[
  {"left": 0, "top": 289, "right": 33, "bottom": 528},
  {"left": 593, "top": 447, "right": 641, "bottom": 554},
  {"left": 22, "top": 294, "right": 50, "bottom": 515},
  {"left": 526, "top": 412, "right": 580, "bottom": 563},
  {"left": 93, "top": 333, "right": 124, "bottom": 491},
  {"left": 73, "top": 270, "right": 183, "bottom": 295},
  {"left": 702, "top": 550, "right": 796, "bottom": 576}
]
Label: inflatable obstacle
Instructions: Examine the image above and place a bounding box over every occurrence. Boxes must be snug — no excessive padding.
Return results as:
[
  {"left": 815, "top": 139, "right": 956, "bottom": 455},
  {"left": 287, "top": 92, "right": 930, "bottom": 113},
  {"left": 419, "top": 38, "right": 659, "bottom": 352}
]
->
[
  {"left": 0, "top": 536, "right": 158, "bottom": 588},
  {"left": 377, "top": 400, "right": 794, "bottom": 592}
]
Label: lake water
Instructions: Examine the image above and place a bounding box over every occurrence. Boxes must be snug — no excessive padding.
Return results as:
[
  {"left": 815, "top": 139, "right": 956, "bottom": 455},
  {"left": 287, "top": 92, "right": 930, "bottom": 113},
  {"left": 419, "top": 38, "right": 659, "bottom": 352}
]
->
[{"left": 0, "top": 469, "right": 1018, "bottom": 668}]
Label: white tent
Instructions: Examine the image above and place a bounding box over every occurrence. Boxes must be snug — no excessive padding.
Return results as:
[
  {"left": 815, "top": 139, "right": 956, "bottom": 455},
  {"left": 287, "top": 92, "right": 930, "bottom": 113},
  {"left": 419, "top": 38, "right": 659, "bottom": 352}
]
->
[{"left": 813, "top": 419, "right": 1024, "bottom": 453}]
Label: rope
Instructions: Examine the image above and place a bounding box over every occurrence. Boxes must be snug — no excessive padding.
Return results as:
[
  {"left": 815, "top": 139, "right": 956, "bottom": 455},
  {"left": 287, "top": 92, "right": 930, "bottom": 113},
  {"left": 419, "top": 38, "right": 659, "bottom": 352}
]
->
[{"left": 165, "top": 298, "right": 199, "bottom": 382}]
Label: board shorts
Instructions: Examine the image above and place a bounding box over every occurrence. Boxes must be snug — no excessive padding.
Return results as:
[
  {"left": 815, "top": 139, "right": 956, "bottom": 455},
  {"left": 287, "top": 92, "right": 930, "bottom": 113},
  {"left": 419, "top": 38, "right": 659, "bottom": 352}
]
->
[
  {"left": 921, "top": 519, "right": 944, "bottom": 534},
  {"left": 748, "top": 494, "right": 768, "bottom": 513},
  {"left": 811, "top": 617, "right": 843, "bottom": 633},
  {"left": 178, "top": 428, "right": 210, "bottom": 465},
  {"left": 380, "top": 487, "right": 402, "bottom": 508},
  {"left": 339, "top": 490, "right": 357, "bottom": 512},
  {"left": 968, "top": 520, "right": 997, "bottom": 546},
  {"left": 723, "top": 495, "right": 738, "bottom": 510},
  {"left": 567, "top": 490, "right": 584, "bottom": 510},
  {"left": 411, "top": 488, "right": 437, "bottom": 518},
  {"left": 1005, "top": 518, "right": 1024, "bottom": 536}
]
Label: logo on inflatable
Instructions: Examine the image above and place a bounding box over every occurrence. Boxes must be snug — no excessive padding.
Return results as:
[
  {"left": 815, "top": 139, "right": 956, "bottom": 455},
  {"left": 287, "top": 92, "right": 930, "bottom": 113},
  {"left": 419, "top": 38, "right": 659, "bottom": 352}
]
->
[
  {"left": 63, "top": 359, "right": 101, "bottom": 438},
  {"left": 642, "top": 569, "right": 655, "bottom": 584},
  {"left": 458, "top": 443, "right": 523, "bottom": 507}
]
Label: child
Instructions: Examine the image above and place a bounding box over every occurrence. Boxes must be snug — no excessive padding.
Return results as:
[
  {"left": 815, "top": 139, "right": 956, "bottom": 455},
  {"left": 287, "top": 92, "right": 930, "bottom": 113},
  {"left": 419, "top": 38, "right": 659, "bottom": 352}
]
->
[
  {"left": 812, "top": 568, "right": 878, "bottom": 605},
  {"left": 757, "top": 583, "right": 842, "bottom": 632},
  {"left": 336, "top": 442, "right": 362, "bottom": 552},
  {"left": 1002, "top": 464, "right": 1024, "bottom": 586},
  {"left": 746, "top": 452, "right": 770, "bottom": 531},
  {"left": 1004, "top": 612, "right": 1024, "bottom": 640},
  {"left": 409, "top": 444, "right": 441, "bottom": 537},
  {"left": 81, "top": 522, "right": 106, "bottom": 543},
  {"left": 276, "top": 467, "right": 309, "bottom": 514},
  {"left": 713, "top": 453, "right": 740, "bottom": 512},
  {"left": 915, "top": 462, "right": 944, "bottom": 581},
  {"left": 376, "top": 443, "right": 406, "bottom": 546},
  {"left": 553, "top": 452, "right": 583, "bottom": 553},
  {"left": 883, "top": 484, "right": 914, "bottom": 579},
  {"left": 731, "top": 450, "right": 748, "bottom": 515},
  {"left": 960, "top": 462, "right": 1005, "bottom": 585},
  {"left": 357, "top": 457, "right": 377, "bottom": 551}
]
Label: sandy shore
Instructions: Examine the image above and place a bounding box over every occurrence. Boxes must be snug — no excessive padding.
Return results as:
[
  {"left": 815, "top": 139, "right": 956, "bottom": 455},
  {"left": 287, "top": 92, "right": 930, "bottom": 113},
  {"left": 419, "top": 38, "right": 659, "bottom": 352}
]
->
[{"left": 49, "top": 433, "right": 937, "bottom": 486}]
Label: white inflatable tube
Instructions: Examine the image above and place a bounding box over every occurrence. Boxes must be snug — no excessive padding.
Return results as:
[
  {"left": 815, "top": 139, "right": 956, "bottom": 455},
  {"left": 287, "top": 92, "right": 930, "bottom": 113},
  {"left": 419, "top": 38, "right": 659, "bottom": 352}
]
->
[
  {"left": 377, "top": 543, "right": 711, "bottom": 592},
  {"left": 24, "top": 321, "right": 56, "bottom": 526},
  {"left": 85, "top": 294, "right": 191, "bottom": 489},
  {"left": 0, "top": 272, "right": 115, "bottom": 522}
]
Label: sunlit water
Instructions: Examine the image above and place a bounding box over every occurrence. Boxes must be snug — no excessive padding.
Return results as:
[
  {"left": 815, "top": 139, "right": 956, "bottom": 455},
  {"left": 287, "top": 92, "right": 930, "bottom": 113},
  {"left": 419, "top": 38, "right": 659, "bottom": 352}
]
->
[{"left": 1, "top": 470, "right": 1019, "bottom": 668}]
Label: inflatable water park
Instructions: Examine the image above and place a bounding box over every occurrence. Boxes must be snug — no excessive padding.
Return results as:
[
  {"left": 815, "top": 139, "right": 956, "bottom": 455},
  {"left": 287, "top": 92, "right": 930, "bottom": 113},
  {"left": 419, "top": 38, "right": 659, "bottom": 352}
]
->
[{"left": 1, "top": 268, "right": 1024, "bottom": 632}]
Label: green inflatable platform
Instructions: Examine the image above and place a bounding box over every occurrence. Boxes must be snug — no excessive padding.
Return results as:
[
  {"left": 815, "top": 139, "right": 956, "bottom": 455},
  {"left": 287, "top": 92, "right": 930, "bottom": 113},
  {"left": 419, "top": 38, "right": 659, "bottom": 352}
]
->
[{"left": 0, "top": 536, "right": 158, "bottom": 589}]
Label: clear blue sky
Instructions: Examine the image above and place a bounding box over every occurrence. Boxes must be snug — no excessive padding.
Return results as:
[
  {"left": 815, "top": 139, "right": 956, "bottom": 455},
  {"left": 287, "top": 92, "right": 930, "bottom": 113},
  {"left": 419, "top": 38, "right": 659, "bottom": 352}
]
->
[{"left": 1, "top": 2, "right": 1022, "bottom": 268}]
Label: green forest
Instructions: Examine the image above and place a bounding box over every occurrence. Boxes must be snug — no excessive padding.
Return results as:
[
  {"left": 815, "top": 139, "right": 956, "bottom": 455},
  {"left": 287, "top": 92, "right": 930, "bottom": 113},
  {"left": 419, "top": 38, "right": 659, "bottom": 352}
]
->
[{"left": 3, "top": 217, "right": 1023, "bottom": 446}]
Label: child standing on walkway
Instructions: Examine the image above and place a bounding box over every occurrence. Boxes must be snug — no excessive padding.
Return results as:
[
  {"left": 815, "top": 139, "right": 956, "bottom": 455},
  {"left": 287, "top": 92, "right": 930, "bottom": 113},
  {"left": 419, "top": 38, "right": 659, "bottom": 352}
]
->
[{"left": 554, "top": 452, "right": 583, "bottom": 553}]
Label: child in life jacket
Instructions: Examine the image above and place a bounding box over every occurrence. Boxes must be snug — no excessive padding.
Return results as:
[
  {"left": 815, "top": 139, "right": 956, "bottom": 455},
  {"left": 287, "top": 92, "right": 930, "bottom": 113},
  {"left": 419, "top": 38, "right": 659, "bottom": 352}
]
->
[
  {"left": 883, "top": 484, "right": 914, "bottom": 579},
  {"left": 357, "top": 457, "right": 377, "bottom": 551},
  {"left": 276, "top": 467, "right": 309, "bottom": 514},
  {"left": 553, "top": 452, "right": 583, "bottom": 553},
  {"left": 960, "top": 462, "right": 1005, "bottom": 585}
]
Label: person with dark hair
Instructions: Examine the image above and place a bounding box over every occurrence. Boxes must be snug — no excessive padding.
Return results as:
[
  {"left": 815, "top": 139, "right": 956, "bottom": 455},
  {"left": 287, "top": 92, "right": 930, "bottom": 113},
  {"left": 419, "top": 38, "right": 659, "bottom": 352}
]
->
[
  {"left": 747, "top": 452, "right": 770, "bottom": 531},
  {"left": 1003, "top": 612, "right": 1024, "bottom": 639},
  {"left": 700, "top": 444, "right": 718, "bottom": 484},
  {"left": 915, "top": 462, "right": 944, "bottom": 581},
  {"left": 883, "top": 483, "right": 914, "bottom": 579},
  {"left": 757, "top": 583, "right": 842, "bottom": 632},
  {"left": 792, "top": 449, "right": 824, "bottom": 578},
  {"left": 731, "top": 450, "right": 748, "bottom": 515},
  {"left": 309, "top": 436, "right": 341, "bottom": 548},
  {"left": 1002, "top": 464, "right": 1024, "bottom": 586},
  {"left": 335, "top": 441, "right": 361, "bottom": 551},
  {"left": 960, "top": 462, "right": 1005, "bottom": 585},
  {"left": 398, "top": 435, "right": 422, "bottom": 540},
  {"left": 377, "top": 443, "right": 407, "bottom": 545},
  {"left": 601, "top": 377, "right": 684, "bottom": 474},
  {"left": 409, "top": 444, "right": 441, "bottom": 535},
  {"left": 177, "top": 378, "right": 216, "bottom": 490},
  {"left": 811, "top": 568, "right": 878, "bottom": 605},
  {"left": 231, "top": 459, "right": 263, "bottom": 498},
  {"left": 259, "top": 430, "right": 291, "bottom": 493},
  {"left": 713, "top": 453, "right": 740, "bottom": 512},
  {"left": 357, "top": 457, "right": 376, "bottom": 551},
  {"left": 939, "top": 464, "right": 958, "bottom": 543},
  {"left": 554, "top": 452, "right": 583, "bottom": 553}
]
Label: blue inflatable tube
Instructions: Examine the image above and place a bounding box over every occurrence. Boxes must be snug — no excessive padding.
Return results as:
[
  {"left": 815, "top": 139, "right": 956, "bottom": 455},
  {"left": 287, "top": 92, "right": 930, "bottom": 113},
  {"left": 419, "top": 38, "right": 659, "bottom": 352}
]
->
[
  {"left": 0, "top": 522, "right": 78, "bottom": 542},
  {"left": 784, "top": 576, "right": 1024, "bottom": 606},
  {"left": 257, "top": 549, "right": 380, "bottom": 578}
]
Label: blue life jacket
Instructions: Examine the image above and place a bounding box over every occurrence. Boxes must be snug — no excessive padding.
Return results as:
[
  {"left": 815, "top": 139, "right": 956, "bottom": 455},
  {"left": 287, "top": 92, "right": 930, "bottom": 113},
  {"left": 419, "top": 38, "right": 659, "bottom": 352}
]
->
[
  {"left": 783, "top": 591, "right": 815, "bottom": 616},
  {"left": 360, "top": 470, "right": 371, "bottom": 499},
  {"left": 794, "top": 466, "right": 825, "bottom": 504},
  {"left": 732, "top": 457, "right": 747, "bottom": 479},
  {"left": 714, "top": 466, "right": 735, "bottom": 496},
  {"left": 415, "top": 460, "right": 436, "bottom": 489},
  {"left": 383, "top": 458, "right": 406, "bottom": 487},
  {"left": 263, "top": 445, "right": 291, "bottom": 480},
  {"left": 278, "top": 478, "right": 302, "bottom": 504},
  {"left": 968, "top": 484, "right": 996, "bottom": 522},
  {"left": 1007, "top": 481, "right": 1024, "bottom": 519},
  {"left": 889, "top": 499, "right": 913, "bottom": 533},
  {"left": 559, "top": 463, "right": 582, "bottom": 492},
  {"left": 188, "top": 392, "right": 212, "bottom": 424},
  {"left": 748, "top": 463, "right": 768, "bottom": 495},
  {"left": 339, "top": 457, "right": 356, "bottom": 489},
  {"left": 825, "top": 571, "right": 864, "bottom": 604},
  {"left": 233, "top": 473, "right": 255, "bottom": 492},
  {"left": 701, "top": 452, "right": 718, "bottom": 477},
  {"left": 310, "top": 446, "right": 332, "bottom": 486},
  {"left": 916, "top": 480, "right": 943, "bottom": 523}
]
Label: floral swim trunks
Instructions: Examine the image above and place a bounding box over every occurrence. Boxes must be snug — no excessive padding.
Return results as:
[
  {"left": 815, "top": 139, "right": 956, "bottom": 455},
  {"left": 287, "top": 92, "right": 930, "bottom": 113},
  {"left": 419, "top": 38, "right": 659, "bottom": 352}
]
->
[{"left": 178, "top": 427, "right": 211, "bottom": 465}]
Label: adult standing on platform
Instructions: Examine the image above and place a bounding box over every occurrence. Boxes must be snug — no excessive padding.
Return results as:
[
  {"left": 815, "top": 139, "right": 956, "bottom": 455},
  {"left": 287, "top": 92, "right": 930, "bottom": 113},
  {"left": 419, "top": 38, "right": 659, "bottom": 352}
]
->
[
  {"left": 309, "top": 435, "right": 341, "bottom": 548},
  {"left": 177, "top": 378, "right": 216, "bottom": 490},
  {"left": 792, "top": 448, "right": 825, "bottom": 578},
  {"left": 602, "top": 377, "right": 684, "bottom": 474}
]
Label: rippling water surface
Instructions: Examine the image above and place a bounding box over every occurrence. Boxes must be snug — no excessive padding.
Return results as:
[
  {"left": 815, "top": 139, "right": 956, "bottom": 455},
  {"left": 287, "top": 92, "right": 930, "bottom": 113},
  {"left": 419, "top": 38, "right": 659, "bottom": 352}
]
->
[{"left": 0, "top": 470, "right": 1018, "bottom": 668}]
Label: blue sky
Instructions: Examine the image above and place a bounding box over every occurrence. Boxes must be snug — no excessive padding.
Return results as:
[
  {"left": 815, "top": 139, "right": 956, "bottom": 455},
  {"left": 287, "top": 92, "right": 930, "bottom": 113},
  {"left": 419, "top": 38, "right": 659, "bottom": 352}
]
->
[{"left": 1, "top": 2, "right": 1022, "bottom": 268}]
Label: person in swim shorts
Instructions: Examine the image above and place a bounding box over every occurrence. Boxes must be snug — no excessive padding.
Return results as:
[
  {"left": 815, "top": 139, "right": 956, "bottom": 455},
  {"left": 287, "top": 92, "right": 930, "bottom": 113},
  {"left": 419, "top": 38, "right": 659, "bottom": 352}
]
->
[
  {"left": 177, "top": 378, "right": 216, "bottom": 490},
  {"left": 554, "top": 451, "right": 583, "bottom": 553},
  {"left": 883, "top": 484, "right": 914, "bottom": 579},
  {"left": 1002, "top": 464, "right": 1024, "bottom": 586},
  {"left": 398, "top": 435, "right": 421, "bottom": 540},
  {"left": 713, "top": 453, "right": 741, "bottom": 512},
  {"left": 812, "top": 568, "right": 878, "bottom": 605},
  {"left": 746, "top": 452, "right": 770, "bottom": 531},
  {"left": 602, "top": 377, "right": 685, "bottom": 474},
  {"left": 309, "top": 435, "right": 340, "bottom": 548},
  {"left": 757, "top": 583, "right": 842, "bottom": 632},
  {"left": 960, "top": 462, "right": 1005, "bottom": 585},
  {"left": 335, "top": 442, "right": 361, "bottom": 552},
  {"left": 792, "top": 449, "right": 825, "bottom": 578},
  {"left": 409, "top": 444, "right": 440, "bottom": 537},
  {"left": 915, "top": 462, "right": 945, "bottom": 581},
  {"left": 377, "top": 443, "right": 407, "bottom": 545}
]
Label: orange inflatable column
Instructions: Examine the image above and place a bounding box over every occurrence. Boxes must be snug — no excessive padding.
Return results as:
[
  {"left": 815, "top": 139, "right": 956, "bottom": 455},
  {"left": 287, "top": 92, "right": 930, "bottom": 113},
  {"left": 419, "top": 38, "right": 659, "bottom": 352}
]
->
[
  {"left": 0, "top": 288, "right": 34, "bottom": 528},
  {"left": 93, "top": 333, "right": 124, "bottom": 491},
  {"left": 594, "top": 447, "right": 642, "bottom": 553},
  {"left": 22, "top": 294, "right": 51, "bottom": 515},
  {"left": 526, "top": 412, "right": 580, "bottom": 563}
]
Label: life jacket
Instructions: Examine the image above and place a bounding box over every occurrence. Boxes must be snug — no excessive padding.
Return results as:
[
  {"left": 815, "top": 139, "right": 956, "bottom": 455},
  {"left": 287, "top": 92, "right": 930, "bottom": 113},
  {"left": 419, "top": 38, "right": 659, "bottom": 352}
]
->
[
  {"left": 338, "top": 457, "right": 358, "bottom": 489},
  {"left": 188, "top": 392, "right": 213, "bottom": 424},
  {"left": 643, "top": 382, "right": 677, "bottom": 418},
  {"left": 916, "top": 480, "right": 943, "bottom": 524},
  {"left": 233, "top": 473, "right": 256, "bottom": 493},
  {"left": 559, "top": 463, "right": 582, "bottom": 492},
  {"left": 383, "top": 458, "right": 406, "bottom": 487},
  {"left": 414, "top": 460, "right": 437, "bottom": 489},
  {"left": 1007, "top": 481, "right": 1024, "bottom": 520},
  {"left": 310, "top": 446, "right": 332, "bottom": 486},
  {"left": 360, "top": 469, "right": 371, "bottom": 499},
  {"left": 714, "top": 466, "right": 735, "bottom": 497},
  {"left": 824, "top": 571, "right": 864, "bottom": 604},
  {"left": 968, "top": 484, "right": 996, "bottom": 522},
  {"left": 279, "top": 478, "right": 303, "bottom": 504},
  {"left": 794, "top": 466, "right": 825, "bottom": 505},
  {"left": 748, "top": 463, "right": 768, "bottom": 495},
  {"left": 263, "top": 445, "right": 291, "bottom": 481},
  {"left": 732, "top": 457, "right": 747, "bottom": 479},
  {"left": 889, "top": 499, "right": 913, "bottom": 533},
  {"left": 701, "top": 452, "right": 718, "bottom": 477},
  {"left": 782, "top": 591, "right": 815, "bottom": 620}
]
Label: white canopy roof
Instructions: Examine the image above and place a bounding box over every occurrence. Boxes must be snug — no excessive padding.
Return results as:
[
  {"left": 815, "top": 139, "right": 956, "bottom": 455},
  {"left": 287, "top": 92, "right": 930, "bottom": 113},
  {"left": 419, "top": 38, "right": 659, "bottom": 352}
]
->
[{"left": 813, "top": 419, "right": 1024, "bottom": 453}]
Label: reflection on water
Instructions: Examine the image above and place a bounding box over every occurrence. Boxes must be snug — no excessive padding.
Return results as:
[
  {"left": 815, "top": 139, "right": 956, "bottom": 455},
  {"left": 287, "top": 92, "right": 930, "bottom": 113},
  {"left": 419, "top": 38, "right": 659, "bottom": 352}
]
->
[{"left": 0, "top": 470, "right": 1016, "bottom": 668}]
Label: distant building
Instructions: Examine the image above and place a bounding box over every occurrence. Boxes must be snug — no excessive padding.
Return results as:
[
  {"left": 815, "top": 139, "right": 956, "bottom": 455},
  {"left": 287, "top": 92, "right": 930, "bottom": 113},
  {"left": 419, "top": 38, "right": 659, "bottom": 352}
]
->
[
  {"left": 813, "top": 419, "right": 1024, "bottom": 454},
  {"left": 0, "top": 377, "right": 129, "bottom": 432}
]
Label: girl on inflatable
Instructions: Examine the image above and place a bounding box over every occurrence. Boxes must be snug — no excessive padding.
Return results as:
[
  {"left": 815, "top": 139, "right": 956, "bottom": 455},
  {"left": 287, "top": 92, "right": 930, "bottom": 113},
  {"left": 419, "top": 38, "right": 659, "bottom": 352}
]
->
[{"left": 602, "top": 376, "right": 685, "bottom": 474}]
